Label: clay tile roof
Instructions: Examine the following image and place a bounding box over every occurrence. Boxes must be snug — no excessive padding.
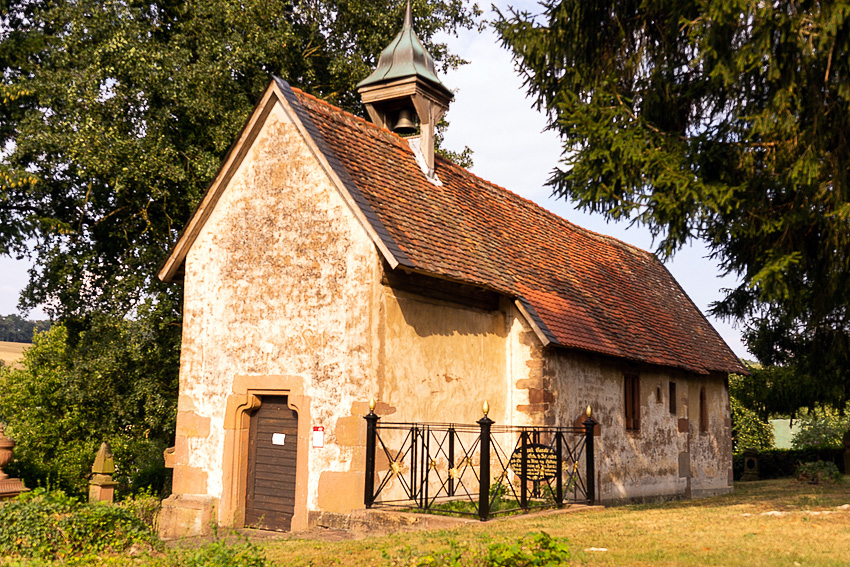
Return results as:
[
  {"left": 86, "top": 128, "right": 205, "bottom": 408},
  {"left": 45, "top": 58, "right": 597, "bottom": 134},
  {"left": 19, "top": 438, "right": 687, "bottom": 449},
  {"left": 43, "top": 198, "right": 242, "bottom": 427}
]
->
[{"left": 284, "top": 80, "right": 746, "bottom": 376}]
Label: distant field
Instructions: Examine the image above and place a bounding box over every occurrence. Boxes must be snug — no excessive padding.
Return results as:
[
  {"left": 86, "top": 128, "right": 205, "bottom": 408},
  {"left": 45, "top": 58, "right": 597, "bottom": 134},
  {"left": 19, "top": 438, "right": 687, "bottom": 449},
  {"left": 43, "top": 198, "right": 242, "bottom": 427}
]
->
[{"left": 0, "top": 341, "right": 28, "bottom": 368}]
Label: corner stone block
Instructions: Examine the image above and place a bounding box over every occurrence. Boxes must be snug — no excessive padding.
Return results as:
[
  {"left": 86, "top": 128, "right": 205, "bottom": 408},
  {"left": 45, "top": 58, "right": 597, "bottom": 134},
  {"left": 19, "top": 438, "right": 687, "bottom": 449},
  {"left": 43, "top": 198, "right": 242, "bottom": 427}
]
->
[
  {"left": 335, "top": 415, "right": 367, "bottom": 447},
  {"left": 171, "top": 464, "right": 208, "bottom": 495},
  {"left": 527, "top": 388, "right": 555, "bottom": 404},
  {"left": 176, "top": 411, "right": 211, "bottom": 438},
  {"left": 158, "top": 494, "right": 217, "bottom": 539},
  {"left": 317, "top": 471, "right": 365, "bottom": 513}
]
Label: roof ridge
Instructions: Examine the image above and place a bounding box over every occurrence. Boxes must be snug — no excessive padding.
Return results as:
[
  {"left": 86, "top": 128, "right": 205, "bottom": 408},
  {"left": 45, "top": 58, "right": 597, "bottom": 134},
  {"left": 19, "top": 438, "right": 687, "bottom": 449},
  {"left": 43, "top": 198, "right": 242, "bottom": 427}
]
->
[{"left": 291, "top": 87, "right": 654, "bottom": 261}]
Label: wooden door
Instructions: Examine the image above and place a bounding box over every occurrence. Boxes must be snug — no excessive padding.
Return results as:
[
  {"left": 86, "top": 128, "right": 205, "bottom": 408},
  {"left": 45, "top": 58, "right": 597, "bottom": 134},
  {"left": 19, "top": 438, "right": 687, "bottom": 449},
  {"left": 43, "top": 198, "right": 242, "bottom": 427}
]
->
[{"left": 245, "top": 395, "right": 298, "bottom": 531}]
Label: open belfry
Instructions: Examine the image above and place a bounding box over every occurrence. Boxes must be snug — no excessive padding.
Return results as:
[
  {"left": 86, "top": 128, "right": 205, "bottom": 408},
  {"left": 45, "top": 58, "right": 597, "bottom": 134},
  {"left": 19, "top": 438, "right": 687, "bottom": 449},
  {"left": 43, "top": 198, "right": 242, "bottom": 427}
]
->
[{"left": 157, "top": 0, "right": 744, "bottom": 536}]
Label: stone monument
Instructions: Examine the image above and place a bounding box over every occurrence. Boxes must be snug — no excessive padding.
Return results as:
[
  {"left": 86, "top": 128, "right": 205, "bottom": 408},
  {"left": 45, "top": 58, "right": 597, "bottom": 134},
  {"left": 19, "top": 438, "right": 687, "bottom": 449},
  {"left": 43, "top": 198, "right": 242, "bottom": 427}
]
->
[
  {"left": 741, "top": 448, "right": 760, "bottom": 481},
  {"left": 89, "top": 442, "right": 119, "bottom": 503}
]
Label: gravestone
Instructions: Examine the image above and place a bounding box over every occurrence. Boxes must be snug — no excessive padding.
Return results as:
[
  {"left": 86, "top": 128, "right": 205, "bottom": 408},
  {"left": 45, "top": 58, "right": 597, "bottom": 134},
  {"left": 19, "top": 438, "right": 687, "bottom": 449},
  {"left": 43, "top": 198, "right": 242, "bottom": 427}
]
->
[
  {"left": 741, "top": 448, "right": 760, "bottom": 481},
  {"left": 89, "top": 442, "right": 119, "bottom": 503}
]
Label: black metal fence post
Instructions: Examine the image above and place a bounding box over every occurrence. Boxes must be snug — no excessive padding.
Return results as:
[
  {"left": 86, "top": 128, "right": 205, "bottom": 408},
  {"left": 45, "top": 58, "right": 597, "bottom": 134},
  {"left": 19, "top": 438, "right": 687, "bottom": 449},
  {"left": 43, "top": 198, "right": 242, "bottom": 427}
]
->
[
  {"left": 411, "top": 425, "right": 418, "bottom": 502},
  {"left": 364, "top": 401, "right": 380, "bottom": 508},
  {"left": 448, "top": 426, "right": 456, "bottom": 496},
  {"left": 477, "top": 405, "right": 494, "bottom": 521},
  {"left": 520, "top": 430, "right": 528, "bottom": 509},
  {"left": 555, "top": 431, "right": 564, "bottom": 507},
  {"left": 423, "top": 427, "right": 430, "bottom": 508},
  {"left": 584, "top": 406, "right": 597, "bottom": 505}
]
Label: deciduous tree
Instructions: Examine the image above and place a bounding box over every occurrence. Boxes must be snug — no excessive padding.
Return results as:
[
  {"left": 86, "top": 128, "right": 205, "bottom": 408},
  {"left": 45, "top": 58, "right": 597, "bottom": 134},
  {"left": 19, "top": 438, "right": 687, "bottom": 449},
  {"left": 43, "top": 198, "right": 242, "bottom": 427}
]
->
[{"left": 0, "top": 0, "right": 479, "bottom": 493}]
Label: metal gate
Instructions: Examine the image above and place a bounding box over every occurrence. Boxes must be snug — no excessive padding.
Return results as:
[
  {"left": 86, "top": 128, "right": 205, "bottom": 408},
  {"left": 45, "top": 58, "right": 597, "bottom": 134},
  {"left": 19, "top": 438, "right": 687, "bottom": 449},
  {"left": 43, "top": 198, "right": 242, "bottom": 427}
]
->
[{"left": 364, "top": 405, "right": 597, "bottom": 520}]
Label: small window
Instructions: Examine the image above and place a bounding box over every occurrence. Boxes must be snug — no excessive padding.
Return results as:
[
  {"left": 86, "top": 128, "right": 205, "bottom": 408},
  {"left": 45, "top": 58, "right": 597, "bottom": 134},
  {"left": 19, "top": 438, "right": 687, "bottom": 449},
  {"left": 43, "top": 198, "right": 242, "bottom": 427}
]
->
[
  {"left": 624, "top": 374, "right": 640, "bottom": 431},
  {"left": 699, "top": 387, "right": 708, "bottom": 433},
  {"left": 669, "top": 382, "right": 677, "bottom": 414}
]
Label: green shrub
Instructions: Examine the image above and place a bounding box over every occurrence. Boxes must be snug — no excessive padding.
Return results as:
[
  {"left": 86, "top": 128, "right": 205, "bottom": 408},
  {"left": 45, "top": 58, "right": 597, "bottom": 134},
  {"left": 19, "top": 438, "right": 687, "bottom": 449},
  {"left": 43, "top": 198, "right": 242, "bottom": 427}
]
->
[
  {"left": 791, "top": 412, "right": 850, "bottom": 450},
  {"left": 796, "top": 461, "right": 842, "bottom": 484},
  {"left": 169, "top": 529, "right": 266, "bottom": 567},
  {"left": 177, "top": 539, "right": 267, "bottom": 567},
  {"left": 733, "top": 447, "right": 844, "bottom": 480},
  {"left": 119, "top": 489, "right": 162, "bottom": 532},
  {"left": 0, "top": 488, "right": 160, "bottom": 560}
]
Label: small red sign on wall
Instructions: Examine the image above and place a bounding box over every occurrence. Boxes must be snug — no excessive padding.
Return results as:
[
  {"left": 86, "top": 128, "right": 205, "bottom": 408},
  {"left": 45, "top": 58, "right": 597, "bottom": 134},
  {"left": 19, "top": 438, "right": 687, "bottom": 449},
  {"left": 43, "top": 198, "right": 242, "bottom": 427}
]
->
[{"left": 312, "top": 426, "right": 325, "bottom": 448}]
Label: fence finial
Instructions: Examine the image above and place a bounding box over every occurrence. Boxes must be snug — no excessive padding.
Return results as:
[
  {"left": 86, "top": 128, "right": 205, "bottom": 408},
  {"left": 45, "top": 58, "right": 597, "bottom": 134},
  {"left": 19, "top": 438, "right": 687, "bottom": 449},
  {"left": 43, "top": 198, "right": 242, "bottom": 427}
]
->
[
  {"left": 369, "top": 398, "right": 376, "bottom": 413},
  {"left": 482, "top": 400, "right": 490, "bottom": 417},
  {"left": 586, "top": 405, "right": 592, "bottom": 418}
]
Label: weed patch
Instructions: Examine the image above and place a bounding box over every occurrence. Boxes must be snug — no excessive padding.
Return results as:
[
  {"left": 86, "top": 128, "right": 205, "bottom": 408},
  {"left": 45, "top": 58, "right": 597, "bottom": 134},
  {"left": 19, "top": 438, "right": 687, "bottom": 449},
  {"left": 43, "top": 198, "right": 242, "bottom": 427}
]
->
[
  {"left": 384, "top": 532, "right": 570, "bottom": 566},
  {"left": 0, "top": 488, "right": 160, "bottom": 560}
]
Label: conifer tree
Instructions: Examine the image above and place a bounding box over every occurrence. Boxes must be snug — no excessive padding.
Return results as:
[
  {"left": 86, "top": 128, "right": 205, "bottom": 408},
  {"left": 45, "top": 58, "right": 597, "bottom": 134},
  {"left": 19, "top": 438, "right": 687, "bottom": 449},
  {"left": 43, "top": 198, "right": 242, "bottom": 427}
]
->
[{"left": 496, "top": 1, "right": 850, "bottom": 411}]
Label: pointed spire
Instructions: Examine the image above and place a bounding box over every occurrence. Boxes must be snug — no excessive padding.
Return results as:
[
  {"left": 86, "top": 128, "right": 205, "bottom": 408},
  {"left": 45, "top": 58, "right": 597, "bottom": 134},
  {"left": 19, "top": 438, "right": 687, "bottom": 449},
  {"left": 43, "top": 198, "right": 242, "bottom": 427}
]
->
[
  {"left": 357, "top": 0, "right": 454, "bottom": 180},
  {"left": 403, "top": 0, "right": 413, "bottom": 30},
  {"left": 356, "top": 1, "right": 451, "bottom": 97}
]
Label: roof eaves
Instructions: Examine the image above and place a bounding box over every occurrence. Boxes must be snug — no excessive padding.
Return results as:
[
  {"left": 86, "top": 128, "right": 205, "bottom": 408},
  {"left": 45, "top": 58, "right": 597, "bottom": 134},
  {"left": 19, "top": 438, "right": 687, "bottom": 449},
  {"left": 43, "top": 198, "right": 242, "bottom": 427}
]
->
[{"left": 514, "top": 297, "right": 558, "bottom": 347}]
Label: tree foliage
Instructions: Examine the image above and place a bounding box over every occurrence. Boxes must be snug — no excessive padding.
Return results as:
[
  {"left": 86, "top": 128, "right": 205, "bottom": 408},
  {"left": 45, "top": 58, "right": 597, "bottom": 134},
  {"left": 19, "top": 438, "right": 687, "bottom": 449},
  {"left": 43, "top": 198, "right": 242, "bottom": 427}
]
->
[
  {"left": 0, "top": 302, "right": 180, "bottom": 496},
  {"left": 0, "top": 0, "right": 478, "bottom": 493},
  {"left": 0, "top": 314, "right": 49, "bottom": 343},
  {"left": 791, "top": 407, "right": 850, "bottom": 450},
  {"left": 729, "top": 373, "right": 775, "bottom": 452},
  {"left": 496, "top": 1, "right": 850, "bottom": 410},
  {"left": 1, "top": 0, "right": 479, "bottom": 320}
]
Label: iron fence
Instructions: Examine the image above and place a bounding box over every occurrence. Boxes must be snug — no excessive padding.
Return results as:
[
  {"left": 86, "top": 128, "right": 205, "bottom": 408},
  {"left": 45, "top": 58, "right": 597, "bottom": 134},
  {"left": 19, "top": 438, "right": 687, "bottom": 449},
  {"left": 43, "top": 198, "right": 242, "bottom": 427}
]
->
[{"left": 364, "top": 407, "right": 597, "bottom": 520}]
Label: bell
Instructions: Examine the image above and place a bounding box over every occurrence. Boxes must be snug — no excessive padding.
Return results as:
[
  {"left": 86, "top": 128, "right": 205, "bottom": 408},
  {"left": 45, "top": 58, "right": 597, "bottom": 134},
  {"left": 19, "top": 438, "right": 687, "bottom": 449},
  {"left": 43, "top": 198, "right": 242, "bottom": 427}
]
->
[{"left": 392, "top": 108, "right": 418, "bottom": 134}]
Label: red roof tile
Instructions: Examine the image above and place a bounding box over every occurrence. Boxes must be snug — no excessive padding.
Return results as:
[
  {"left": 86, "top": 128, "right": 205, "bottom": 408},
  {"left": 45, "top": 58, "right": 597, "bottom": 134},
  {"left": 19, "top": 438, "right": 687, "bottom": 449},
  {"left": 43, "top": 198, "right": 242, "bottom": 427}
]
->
[{"left": 290, "top": 80, "right": 745, "bottom": 375}]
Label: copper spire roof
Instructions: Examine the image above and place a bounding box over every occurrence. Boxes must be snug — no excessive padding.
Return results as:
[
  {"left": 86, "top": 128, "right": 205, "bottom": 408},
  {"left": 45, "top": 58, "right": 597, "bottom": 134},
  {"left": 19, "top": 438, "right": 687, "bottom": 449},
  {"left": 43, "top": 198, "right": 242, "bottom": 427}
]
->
[{"left": 356, "top": 0, "right": 452, "bottom": 99}]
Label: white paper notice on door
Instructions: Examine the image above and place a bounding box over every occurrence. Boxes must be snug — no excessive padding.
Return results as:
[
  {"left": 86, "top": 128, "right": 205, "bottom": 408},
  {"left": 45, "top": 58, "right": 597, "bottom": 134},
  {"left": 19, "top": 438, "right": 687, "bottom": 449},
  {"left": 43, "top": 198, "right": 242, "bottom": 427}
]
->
[{"left": 271, "top": 433, "right": 286, "bottom": 446}]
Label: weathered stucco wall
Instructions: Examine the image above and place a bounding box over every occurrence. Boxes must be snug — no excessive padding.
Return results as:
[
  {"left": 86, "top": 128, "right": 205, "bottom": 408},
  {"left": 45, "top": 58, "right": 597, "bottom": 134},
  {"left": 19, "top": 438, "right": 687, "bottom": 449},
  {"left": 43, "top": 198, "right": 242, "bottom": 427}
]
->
[
  {"left": 548, "top": 350, "right": 732, "bottom": 503},
  {"left": 172, "top": 100, "right": 382, "bottom": 525},
  {"left": 378, "top": 290, "right": 510, "bottom": 425}
]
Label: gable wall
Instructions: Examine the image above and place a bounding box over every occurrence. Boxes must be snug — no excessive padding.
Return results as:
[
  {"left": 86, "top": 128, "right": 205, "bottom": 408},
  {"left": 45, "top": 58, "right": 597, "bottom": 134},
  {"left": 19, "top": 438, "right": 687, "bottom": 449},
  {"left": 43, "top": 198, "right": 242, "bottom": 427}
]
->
[
  {"left": 172, "top": 101, "right": 382, "bottom": 525},
  {"left": 548, "top": 349, "right": 733, "bottom": 502}
]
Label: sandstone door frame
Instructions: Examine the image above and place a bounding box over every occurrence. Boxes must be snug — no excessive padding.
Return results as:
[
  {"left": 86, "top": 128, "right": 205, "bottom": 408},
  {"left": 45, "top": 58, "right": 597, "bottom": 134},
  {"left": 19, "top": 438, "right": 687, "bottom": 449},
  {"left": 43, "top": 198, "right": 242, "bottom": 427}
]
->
[{"left": 222, "top": 375, "right": 310, "bottom": 531}]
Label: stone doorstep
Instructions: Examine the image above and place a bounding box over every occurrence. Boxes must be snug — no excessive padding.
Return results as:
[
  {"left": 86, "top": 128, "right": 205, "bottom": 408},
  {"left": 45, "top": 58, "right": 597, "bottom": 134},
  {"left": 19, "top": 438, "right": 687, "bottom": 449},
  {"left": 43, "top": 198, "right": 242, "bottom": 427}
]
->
[{"left": 309, "top": 503, "right": 605, "bottom": 537}]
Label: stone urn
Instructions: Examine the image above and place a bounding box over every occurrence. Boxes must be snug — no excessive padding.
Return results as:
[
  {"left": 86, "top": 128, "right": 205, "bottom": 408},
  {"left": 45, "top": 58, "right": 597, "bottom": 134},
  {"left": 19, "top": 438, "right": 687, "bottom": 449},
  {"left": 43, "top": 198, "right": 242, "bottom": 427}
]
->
[
  {"left": 0, "top": 423, "right": 27, "bottom": 499},
  {"left": 0, "top": 424, "right": 14, "bottom": 480}
]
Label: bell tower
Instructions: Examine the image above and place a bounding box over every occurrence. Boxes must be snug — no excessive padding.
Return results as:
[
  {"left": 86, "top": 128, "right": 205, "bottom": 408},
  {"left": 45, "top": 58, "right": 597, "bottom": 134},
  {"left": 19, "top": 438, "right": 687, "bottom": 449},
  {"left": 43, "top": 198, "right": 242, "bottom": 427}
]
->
[{"left": 357, "top": 0, "right": 453, "bottom": 178}]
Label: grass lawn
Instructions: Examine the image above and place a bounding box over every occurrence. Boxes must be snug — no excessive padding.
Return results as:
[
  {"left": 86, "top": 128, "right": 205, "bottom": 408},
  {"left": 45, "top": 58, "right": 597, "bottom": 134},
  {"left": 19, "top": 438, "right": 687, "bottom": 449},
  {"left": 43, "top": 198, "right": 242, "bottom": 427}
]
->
[{"left": 266, "top": 478, "right": 850, "bottom": 567}]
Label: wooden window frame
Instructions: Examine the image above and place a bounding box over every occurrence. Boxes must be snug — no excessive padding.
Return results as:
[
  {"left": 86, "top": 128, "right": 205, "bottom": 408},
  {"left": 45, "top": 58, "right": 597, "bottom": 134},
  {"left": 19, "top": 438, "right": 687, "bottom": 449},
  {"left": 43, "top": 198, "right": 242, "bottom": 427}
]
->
[{"left": 624, "top": 373, "right": 640, "bottom": 431}]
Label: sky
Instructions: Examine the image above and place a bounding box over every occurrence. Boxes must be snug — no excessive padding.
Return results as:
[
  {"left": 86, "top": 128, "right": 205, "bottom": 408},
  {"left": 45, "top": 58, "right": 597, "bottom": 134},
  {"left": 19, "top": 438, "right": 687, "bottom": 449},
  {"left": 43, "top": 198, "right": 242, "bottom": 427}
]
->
[{"left": 0, "top": 0, "right": 751, "bottom": 359}]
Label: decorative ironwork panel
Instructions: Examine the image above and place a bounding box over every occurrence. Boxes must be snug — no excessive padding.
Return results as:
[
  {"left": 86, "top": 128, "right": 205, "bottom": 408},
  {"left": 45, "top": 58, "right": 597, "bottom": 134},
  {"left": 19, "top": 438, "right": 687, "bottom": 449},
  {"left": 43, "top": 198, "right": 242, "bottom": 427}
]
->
[{"left": 364, "top": 410, "right": 598, "bottom": 520}]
